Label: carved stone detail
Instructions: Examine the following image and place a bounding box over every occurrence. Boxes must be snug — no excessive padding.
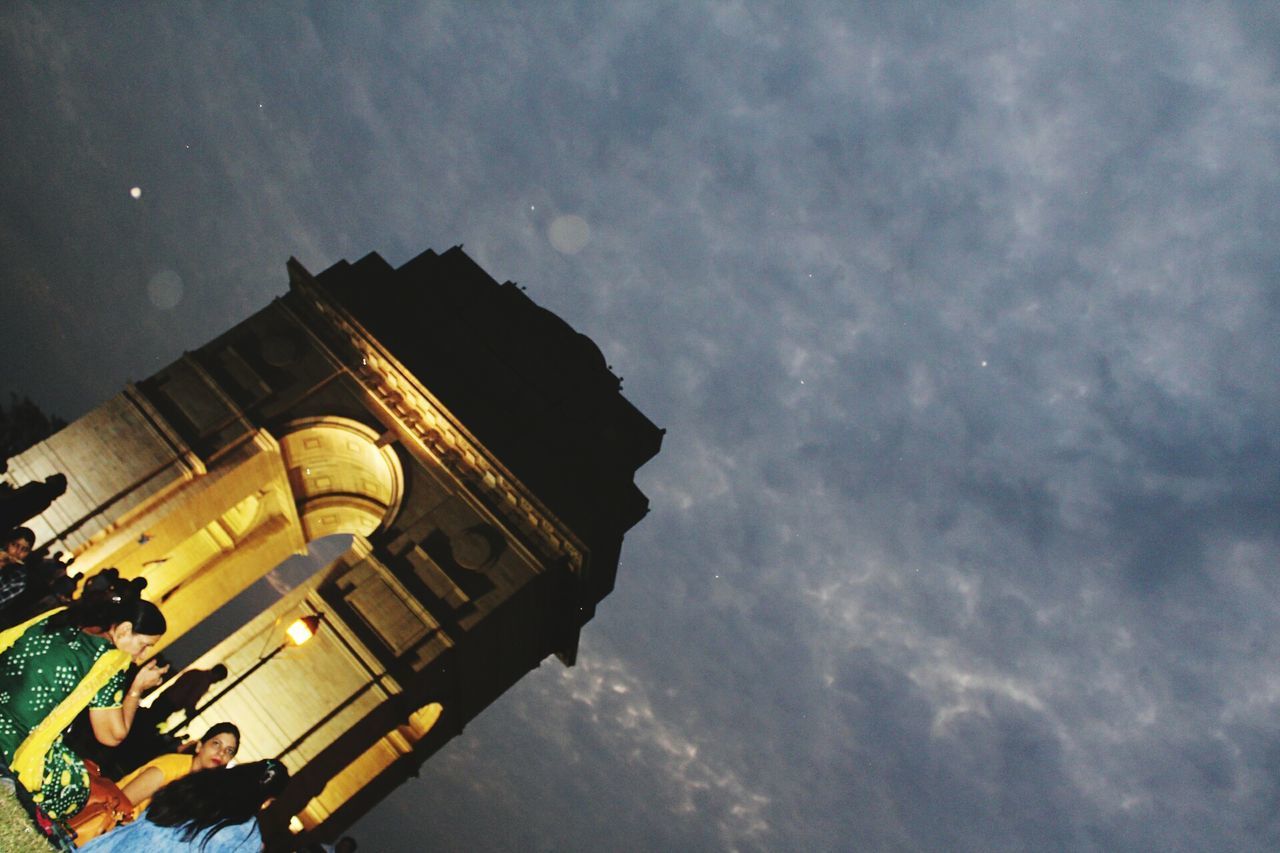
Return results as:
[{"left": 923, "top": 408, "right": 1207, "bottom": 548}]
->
[{"left": 295, "top": 280, "right": 587, "bottom": 574}]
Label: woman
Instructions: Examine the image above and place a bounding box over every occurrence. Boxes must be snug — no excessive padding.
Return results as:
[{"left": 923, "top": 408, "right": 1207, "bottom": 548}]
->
[
  {"left": 118, "top": 722, "right": 241, "bottom": 814},
  {"left": 81, "top": 759, "right": 289, "bottom": 852},
  {"left": 68, "top": 722, "right": 242, "bottom": 845},
  {"left": 0, "top": 526, "right": 36, "bottom": 614},
  {"left": 0, "top": 574, "right": 168, "bottom": 821},
  {"left": 0, "top": 526, "right": 34, "bottom": 569}
]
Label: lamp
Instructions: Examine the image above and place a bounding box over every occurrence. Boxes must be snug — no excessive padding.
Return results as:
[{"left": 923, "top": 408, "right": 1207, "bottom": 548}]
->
[
  {"left": 173, "top": 612, "right": 326, "bottom": 736},
  {"left": 286, "top": 615, "right": 322, "bottom": 646}
]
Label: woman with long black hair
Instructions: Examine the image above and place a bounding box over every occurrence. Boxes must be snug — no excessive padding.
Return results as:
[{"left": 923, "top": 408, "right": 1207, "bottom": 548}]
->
[
  {"left": 67, "top": 721, "right": 244, "bottom": 845},
  {"left": 118, "top": 721, "right": 242, "bottom": 814},
  {"left": 81, "top": 758, "right": 289, "bottom": 852},
  {"left": 0, "top": 571, "right": 168, "bottom": 820}
]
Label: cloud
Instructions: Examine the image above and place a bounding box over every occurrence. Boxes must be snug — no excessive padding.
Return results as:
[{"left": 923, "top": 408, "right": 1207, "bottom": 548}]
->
[{"left": 4, "top": 1, "right": 1280, "bottom": 849}]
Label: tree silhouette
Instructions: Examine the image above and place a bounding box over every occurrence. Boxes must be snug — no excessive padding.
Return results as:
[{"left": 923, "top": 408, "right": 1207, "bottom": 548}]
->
[{"left": 0, "top": 394, "right": 66, "bottom": 473}]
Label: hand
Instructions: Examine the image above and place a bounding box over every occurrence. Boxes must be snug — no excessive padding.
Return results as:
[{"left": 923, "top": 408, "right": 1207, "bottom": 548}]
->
[{"left": 132, "top": 659, "right": 170, "bottom": 694}]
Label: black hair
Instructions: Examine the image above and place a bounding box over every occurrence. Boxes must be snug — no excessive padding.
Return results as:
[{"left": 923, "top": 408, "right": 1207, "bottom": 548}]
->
[
  {"left": 199, "top": 722, "right": 240, "bottom": 748},
  {"left": 5, "top": 527, "right": 35, "bottom": 546},
  {"left": 44, "top": 568, "right": 167, "bottom": 636},
  {"left": 147, "top": 759, "right": 289, "bottom": 847}
]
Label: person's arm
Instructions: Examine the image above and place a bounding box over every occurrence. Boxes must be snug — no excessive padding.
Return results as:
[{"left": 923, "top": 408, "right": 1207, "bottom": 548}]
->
[
  {"left": 88, "top": 659, "right": 168, "bottom": 746},
  {"left": 118, "top": 765, "right": 165, "bottom": 809}
]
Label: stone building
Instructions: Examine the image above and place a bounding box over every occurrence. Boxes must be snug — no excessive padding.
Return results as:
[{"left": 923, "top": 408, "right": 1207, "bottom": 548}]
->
[{"left": 2, "top": 247, "right": 662, "bottom": 845}]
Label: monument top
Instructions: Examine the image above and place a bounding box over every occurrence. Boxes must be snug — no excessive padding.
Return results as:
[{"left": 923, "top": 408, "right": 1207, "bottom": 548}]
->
[{"left": 290, "top": 247, "right": 664, "bottom": 621}]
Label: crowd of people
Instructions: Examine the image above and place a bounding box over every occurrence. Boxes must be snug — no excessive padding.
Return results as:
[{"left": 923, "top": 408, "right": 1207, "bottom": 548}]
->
[{"left": 0, "top": 524, "right": 359, "bottom": 852}]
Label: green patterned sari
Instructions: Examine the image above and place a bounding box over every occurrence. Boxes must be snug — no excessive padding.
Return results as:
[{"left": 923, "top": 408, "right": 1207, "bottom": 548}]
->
[{"left": 0, "top": 617, "right": 127, "bottom": 818}]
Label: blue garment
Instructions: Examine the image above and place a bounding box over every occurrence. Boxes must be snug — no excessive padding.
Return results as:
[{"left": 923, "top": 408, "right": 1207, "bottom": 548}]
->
[{"left": 79, "top": 814, "right": 262, "bottom": 851}]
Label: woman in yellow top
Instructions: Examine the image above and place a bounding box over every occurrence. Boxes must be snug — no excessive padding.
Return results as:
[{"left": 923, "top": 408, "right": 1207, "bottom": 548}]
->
[
  {"left": 116, "top": 722, "right": 240, "bottom": 814},
  {"left": 68, "top": 722, "right": 240, "bottom": 846}
]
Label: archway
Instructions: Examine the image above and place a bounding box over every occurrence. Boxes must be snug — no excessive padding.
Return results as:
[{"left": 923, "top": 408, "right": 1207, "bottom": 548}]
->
[
  {"left": 154, "top": 417, "right": 406, "bottom": 680},
  {"left": 56, "top": 415, "right": 405, "bottom": 656},
  {"left": 277, "top": 416, "right": 404, "bottom": 543}
]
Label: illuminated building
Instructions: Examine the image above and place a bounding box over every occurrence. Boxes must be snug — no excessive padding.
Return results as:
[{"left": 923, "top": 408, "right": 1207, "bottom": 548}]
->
[{"left": 4, "top": 247, "right": 662, "bottom": 844}]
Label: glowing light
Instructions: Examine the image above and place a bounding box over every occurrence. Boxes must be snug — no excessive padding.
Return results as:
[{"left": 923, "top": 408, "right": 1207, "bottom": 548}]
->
[
  {"left": 147, "top": 269, "right": 184, "bottom": 310},
  {"left": 288, "top": 816, "right": 304, "bottom": 834},
  {"left": 130, "top": 187, "right": 142, "bottom": 199},
  {"left": 548, "top": 214, "right": 590, "bottom": 254},
  {"left": 286, "top": 615, "right": 322, "bottom": 646}
]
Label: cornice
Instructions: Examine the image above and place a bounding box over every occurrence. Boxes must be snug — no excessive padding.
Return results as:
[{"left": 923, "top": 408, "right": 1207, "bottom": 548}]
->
[{"left": 288, "top": 267, "right": 588, "bottom": 576}]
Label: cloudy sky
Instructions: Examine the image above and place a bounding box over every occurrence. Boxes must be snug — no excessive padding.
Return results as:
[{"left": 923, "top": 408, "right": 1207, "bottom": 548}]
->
[{"left": 3, "top": 2, "right": 1280, "bottom": 850}]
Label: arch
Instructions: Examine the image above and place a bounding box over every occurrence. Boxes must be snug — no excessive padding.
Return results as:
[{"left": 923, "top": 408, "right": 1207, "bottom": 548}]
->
[{"left": 278, "top": 416, "right": 405, "bottom": 543}]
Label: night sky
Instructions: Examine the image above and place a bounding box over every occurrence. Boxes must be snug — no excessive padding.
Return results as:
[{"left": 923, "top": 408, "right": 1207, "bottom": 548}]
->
[{"left": 4, "top": 3, "right": 1280, "bottom": 851}]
